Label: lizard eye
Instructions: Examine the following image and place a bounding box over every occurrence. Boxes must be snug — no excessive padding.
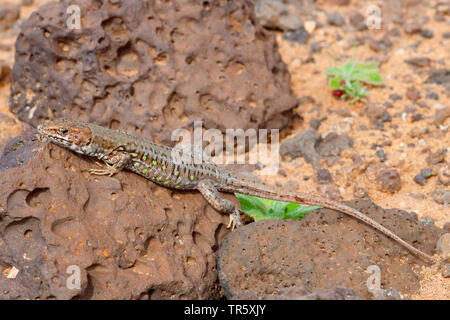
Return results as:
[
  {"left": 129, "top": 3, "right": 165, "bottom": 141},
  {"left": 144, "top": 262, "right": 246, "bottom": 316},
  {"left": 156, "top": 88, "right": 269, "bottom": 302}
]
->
[{"left": 59, "top": 129, "right": 69, "bottom": 135}]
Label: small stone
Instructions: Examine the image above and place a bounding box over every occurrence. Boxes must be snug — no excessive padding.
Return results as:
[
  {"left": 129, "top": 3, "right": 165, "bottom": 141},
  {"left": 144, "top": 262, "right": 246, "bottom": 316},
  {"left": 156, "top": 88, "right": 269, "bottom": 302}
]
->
[
  {"left": 380, "top": 112, "right": 392, "bottom": 123},
  {"left": 317, "top": 169, "right": 333, "bottom": 183},
  {"left": 369, "top": 35, "right": 392, "bottom": 52},
  {"left": 420, "top": 29, "right": 433, "bottom": 38},
  {"left": 442, "top": 264, "right": 450, "bottom": 278},
  {"left": 310, "top": 118, "right": 321, "bottom": 130},
  {"left": 389, "top": 94, "right": 402, "bottom": 101},
  {"left": 411, "top": 113, "right": 423, "bottom": 122},
  {"left": 420, "top": 216, "right": 436, "bottom": 227},
  {"left": 376, "top": 149, "right": 387, "bottom": 162},
  {"left": 427, "top": 148, "right": 447, "bottom": 165},
  {"left": 434, "top": 107, "right": 450, "bottom": 126},
  {"left": 413, "top": 174, "right": 426, "bottom": 186},
  {"left": 420, "top": 168, "right": 433, "bottom": 179},
  {"left": 429, "top": 188, "right": 450, "bottom": 205},
  {"left": 376, "top": 169, "right": 402, "bottom": 193},
  {"left": 426, "top": 69, "right": 450, "bottom": 85},
  {"left": 362, "top": 103, "right": 386, "bottom": 122},
  {"left": 327, "top": 12, "right": 346, "bottom": 26},
  {"left": 404, "top": 57, "right": 431, "bottom": 68},
  {"left": 353, "top": 186, "right": 368, "bottom": 198},
  {"left": 403, "top": 22, "right": 422, "bottom": 34},
  {"left": 304, "top": 20, "right": 316, "bottom": 34},
  {"left": 438, "top": 166, "right": 450, "bottom": 186},
  {"left": 317, "top": 183, "right": 342, "bottom": 200},
  {"left": 406, "top": 87, "right": 421, "bottom": 101},
  {"left": 443, "top": 32, "right": 450, "bottom": 39},
  {"left": 426, "top": 92, "right": 439, "bottom": 100},
  {"left": 436, "top": 233, "right": 450, "bottom": 261},
  {"left": 349, "top": 11, "right": 366, "bottom": 31},
  {"left": 283, "top": 28, "right": 309, "bottom": 44},
  {"left": 309, "top": 41, "right": 324, "bottom": 54}
]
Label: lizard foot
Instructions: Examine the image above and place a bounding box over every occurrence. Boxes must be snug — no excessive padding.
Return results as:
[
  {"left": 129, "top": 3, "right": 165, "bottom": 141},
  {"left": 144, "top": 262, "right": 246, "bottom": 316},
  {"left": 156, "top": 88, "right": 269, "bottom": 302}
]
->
[
  {"left": 227, "top": 209, "right": 242, "bottom": 230},
  {"left": 88, "top": 162, "right": 119, "bottom": 177}
]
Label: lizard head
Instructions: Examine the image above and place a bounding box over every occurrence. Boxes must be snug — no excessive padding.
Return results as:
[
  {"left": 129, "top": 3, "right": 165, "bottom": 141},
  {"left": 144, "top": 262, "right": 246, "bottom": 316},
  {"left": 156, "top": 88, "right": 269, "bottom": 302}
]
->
[{"left": 37, "top": 119, "right": 94, "bottom": 155}]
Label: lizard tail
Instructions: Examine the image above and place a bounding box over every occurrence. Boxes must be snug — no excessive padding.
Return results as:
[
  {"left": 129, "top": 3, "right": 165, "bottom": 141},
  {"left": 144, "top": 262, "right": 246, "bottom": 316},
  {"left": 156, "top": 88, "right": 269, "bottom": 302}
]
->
[
  {"left": 292, "top": 193, "right": 437, "bottom": 264},
  {"left": 233, "top": 186, "right": 437, "bottom": 264}
]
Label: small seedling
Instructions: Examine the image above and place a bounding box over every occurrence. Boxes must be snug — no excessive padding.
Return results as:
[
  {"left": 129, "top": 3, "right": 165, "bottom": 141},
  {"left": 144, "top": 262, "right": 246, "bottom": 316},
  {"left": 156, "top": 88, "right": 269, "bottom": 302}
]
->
[
  {"left": 326, "top": 61, "right": 383, "bottom": 103},
  {"left": 235, "top": 193, "right": 320, "bottom": 222}
]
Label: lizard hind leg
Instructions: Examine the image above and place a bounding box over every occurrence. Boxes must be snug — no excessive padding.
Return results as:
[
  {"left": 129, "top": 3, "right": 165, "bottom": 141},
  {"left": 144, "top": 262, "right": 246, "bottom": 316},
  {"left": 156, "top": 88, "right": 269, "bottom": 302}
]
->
[{"left": 197, "top": 179, "right": 242, "bottom": 230}]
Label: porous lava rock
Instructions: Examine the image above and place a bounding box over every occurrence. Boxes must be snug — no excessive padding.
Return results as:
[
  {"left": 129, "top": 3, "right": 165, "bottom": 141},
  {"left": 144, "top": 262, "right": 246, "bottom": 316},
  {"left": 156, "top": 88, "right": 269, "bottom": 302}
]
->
[
  {"left": 10, "top": 0, "right": 297, "bottom": 144},
  {"left": 218, "top": 200, "right": 443, "bottom": 299},
  {"left": 0, "top": 132, "right": 235, "bottom": 299}
]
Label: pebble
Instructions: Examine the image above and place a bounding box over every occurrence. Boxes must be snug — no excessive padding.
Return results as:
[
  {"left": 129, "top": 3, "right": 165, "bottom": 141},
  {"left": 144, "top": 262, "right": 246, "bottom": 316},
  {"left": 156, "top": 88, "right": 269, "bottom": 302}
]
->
[
  {"left": 437, "top": 233, "right": 450, "bottom": 261},
  {"left": 426, "top": 92, "right": 439, "bottom": 100},
  {"left": 349, "top": 11, "right": 366, "bottom": 31},
  {"left": 403, "top": 22, "right": 422, "bottom": 34},
  {"left": 438, "top": 166, "right": 450, "bottom": 186},
  {"left": 404, "top": 57, "right": 431, "bottom": 68},
  {"left": 389, "top": 94, "right": 402, "bottom": 101},
  {"left": 411, "top": 113, "right": 423, "bottom": 122},
  {"left": 434, "top": 107, "right": 450, "bottom": 126},
  {"left": 304, "top": 20, "right": 316, "bottom": 34},
  {"left": 406, "top": 87, "right": 421, "bottom": 101},
  {"left": 376, "top": 149, "right": 387, "bottom": 162},
  {"left": 420, "top": 29, "right": 433, "bottom": 38},
  {"left": 327, "top": 12, "right": 346, "bottom": 26},
  {"left": 369, "top": 35, "right": 392, "bottom": 52},
  {"left": 442, "top": 264, "right": 450, "bottom": 278},
  {"left": 376, "top": 169, "right": 402, "bottom": 193},
  {"left": 420, "top": 168, "right": 433, "bottom": 179},
  {"left": 427, "top": 148, "right": 447, "bottom": 165},
  {"left": 317, "top": 168, "right": 333, "bottom": 183},
  {"left": 283, "top": 28, "right": 309, "bottom": 44},
  {"left": 413, "top": 174, "right": 426, "bottom": 186}
]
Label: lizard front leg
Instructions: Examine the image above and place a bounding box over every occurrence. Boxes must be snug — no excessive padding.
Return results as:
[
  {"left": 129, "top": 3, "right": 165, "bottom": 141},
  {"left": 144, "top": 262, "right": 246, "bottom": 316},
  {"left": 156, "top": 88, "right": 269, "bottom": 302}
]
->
[
  {"left": 197, "top": 180, "right": 242, "bottom": 230},
  {"left": 89, "top": 151, "right": 131, "bottom": 177}
]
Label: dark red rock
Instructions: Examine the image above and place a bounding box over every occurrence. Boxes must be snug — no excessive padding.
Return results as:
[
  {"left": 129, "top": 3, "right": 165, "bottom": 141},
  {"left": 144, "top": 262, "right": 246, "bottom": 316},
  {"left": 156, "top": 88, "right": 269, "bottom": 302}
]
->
[
  {"left": 10, "top": 0, "right": 298, "bottom": 144},
  {"left": 404, "top": 57, "right": 431, "bottom": 68},
  {"left": 0, "top": 132, "right": 234, "bottom": 299},
  {"left": 376, "top": 169, "right": 402, "bottom": 193},
  {"left": 406, "top": 87, "right": 421, "bottom": 101},
  {"left": 427, "top": 148, "right": 447, "bottom": 165},
  {"left": 218, "top": 200, "right": 442, "bottom": 299}
]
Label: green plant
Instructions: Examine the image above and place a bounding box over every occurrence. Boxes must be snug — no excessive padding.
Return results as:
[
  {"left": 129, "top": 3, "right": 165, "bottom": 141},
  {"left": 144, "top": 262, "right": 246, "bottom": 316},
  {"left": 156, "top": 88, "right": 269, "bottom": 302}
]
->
[
  {"left": 326, "top": 61, "right": 383, "bottom": 103},
  {"left": 235, "top": 193, "right": 320, "bottom": 222}
]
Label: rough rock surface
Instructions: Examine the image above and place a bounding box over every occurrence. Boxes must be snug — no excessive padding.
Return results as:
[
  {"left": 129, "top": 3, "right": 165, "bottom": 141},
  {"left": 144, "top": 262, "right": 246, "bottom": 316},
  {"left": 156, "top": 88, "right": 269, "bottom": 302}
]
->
[
  {"left": 0, "top": 132, "right": 235, "bottom": 299},
  {"left": 218, "top": 200, "right": 443, "bottom": 299},
  {"left": 10, "top": 0, "right": 297, "bottom": 144}
]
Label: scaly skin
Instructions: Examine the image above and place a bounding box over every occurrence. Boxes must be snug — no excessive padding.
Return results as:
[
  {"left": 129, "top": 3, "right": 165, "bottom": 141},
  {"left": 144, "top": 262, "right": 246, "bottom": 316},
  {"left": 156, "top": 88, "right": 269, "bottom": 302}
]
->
[{"left": 37, "top": 119, "right": 437, "bottom": 263}]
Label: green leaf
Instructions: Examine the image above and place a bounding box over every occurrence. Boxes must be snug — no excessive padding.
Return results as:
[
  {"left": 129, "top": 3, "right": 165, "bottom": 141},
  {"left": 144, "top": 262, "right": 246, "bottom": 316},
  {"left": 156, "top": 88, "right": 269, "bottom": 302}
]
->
[
  {"left": 235, "top": 193, "right": 320, "bottom": 222},
  {"left": 329, "top": 76, "right": 342, "bottom": 89},
  {"left": 358, "top": 72, "right": 383, "bottom": 85},
  {"left": 325, "top": 66, "right": 344, "bottom": 77},
  {"left": 343, "top": 61, "right": 356, "bottom": 76}
]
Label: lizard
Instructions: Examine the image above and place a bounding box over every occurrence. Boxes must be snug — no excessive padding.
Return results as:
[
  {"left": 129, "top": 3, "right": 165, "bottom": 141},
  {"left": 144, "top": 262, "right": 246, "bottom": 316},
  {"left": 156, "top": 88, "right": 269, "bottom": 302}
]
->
[{"left": 37, "top": 119, "right": 437, "bottom": 264}]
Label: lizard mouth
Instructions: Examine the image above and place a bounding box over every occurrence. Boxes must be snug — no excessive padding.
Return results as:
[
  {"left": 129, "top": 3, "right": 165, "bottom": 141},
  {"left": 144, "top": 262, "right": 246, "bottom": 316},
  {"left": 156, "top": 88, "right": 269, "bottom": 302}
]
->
[{"left": 37, "top": 124, "right": 71, "bottom": 146}]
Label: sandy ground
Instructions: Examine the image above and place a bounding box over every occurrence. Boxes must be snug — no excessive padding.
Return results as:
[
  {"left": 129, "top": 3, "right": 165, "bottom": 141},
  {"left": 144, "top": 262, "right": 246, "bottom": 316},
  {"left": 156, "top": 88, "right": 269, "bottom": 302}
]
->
[{"left": 0, "top": 0, "right": 448, "bottom": 299}]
